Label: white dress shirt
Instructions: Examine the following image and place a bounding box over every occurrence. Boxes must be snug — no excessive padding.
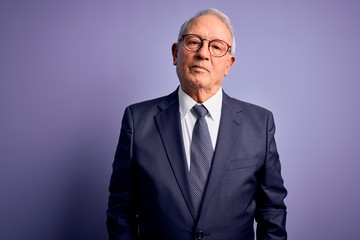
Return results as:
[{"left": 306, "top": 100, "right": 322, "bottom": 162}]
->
[{"left": 178, "top": 86, "right": 223, "bottom": 170}]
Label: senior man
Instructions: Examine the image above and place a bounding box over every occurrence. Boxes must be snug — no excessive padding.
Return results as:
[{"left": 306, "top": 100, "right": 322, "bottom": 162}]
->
[{"left": 107, "top": 8, "right": 287, "bottom": 240}]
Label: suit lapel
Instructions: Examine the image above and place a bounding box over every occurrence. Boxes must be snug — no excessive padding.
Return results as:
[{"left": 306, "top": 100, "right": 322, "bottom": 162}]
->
[
  {"left": 200, "top": 92, "right": 243, "bottom": 216},
  {"left": 154, "top": 90, "right": 197, "bottom": 219}
]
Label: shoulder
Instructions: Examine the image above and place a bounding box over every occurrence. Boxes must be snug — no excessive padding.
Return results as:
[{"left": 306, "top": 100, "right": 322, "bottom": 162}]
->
[
  {"left": 223, "top": 91, "right": 276, "bottom": 133},
  {"left": 125, "top": 89, "right": 178, "bottom": 116},
  {"left": 223, "top": 91, "right": 272, "bottom": 117}
]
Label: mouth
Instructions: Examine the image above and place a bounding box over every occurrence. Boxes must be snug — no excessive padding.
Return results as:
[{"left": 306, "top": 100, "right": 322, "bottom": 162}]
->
[{"left": 190, "top": 65, "right": 209, "bottom": 73}]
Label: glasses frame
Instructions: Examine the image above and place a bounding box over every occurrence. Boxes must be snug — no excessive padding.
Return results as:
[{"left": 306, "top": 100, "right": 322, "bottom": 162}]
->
[{"left": 180, "top": 33, "right": 232, "bottom": 58}]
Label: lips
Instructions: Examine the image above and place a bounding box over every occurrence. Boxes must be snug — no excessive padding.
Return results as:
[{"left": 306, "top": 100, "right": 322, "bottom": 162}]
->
[{"left": 190, "top": 65, "right": 209, "bottom": 72}]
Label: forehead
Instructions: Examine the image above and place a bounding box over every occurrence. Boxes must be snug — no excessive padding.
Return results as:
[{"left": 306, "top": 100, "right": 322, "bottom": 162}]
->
[{"left": 186, "top": 15, "right": 231, "bottom": 41}]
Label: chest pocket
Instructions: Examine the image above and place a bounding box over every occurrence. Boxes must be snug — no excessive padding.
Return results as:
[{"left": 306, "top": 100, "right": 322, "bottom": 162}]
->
[{"left": 226, "top": 157, "right": 259, "bottom": 171}]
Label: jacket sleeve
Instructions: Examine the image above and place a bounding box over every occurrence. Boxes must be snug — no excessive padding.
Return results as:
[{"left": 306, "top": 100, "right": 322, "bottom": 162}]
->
[
  {"left": 255, "top": 111, "right": 288, "bottom": 240},
  {"left": 107, "top": 106, "right": 138, "bottom": 240}
]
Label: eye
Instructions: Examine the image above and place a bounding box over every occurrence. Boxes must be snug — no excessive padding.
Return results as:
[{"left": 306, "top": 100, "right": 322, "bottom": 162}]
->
[
  {"left": 211, "top": 44, "right": 222, "bottom": 50},
  {"left": 210, "top": 41, "right": 225, "bottom": 51},
  {"left": 187, "top": 38, "right": 201, "bottom": 46}
]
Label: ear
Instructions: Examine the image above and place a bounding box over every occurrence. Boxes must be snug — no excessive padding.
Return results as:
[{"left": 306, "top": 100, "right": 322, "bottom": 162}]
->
[
  {"left": 172, "top": 43, "right": 179, "bottom": 66},
  {"left": 224, "top": 55, "right": 236, "bottom": 76}
]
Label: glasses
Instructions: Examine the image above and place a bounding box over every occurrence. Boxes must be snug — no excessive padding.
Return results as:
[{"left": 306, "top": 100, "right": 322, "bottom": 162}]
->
[{"left": 180, "top": 34, "right": 232, "bottom": 58}]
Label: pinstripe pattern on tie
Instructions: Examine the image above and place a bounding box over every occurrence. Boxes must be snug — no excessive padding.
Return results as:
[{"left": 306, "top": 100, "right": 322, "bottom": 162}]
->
[{"left": 189, "top": 105, "right": 214, "bottom": 213}]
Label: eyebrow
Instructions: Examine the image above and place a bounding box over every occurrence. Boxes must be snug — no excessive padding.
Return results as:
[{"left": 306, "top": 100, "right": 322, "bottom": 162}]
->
[{"left": 185, "top": 33, "right": 228, "bottom": 42}]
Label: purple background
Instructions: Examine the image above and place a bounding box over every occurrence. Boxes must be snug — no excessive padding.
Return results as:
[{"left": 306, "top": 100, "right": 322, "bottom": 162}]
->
[{"left": 1, "top": 0, "right": 360, "bottom": 239}]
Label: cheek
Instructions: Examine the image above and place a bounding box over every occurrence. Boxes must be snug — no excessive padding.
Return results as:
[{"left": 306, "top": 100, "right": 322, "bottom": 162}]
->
[
  {"left": 178, "top": 57, "right": 192, "bottom": 74},
  {"left": 213, "top": 63, "right": 229, "bottom": 77}
]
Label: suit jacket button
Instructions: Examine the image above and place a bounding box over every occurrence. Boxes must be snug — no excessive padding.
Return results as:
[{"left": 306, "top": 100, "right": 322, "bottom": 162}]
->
[{"left": 196, "top": 230, "right": 204, "bottom": 239}]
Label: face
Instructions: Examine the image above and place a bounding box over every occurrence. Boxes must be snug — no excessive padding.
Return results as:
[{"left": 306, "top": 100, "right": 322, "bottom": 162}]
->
[{"left": 172, "top": 14, "right": 236, "bottom": 96}]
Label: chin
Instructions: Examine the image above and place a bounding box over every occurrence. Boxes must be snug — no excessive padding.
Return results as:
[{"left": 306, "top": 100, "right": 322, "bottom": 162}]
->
[
  {"left": 192, "top": 74, "right": 212, "bottom": 83},
  {"left": 189, "top": 78, "right": 209, "bottom": 88},
  {"left": 180, "top": 74, "right": 212, "bottom": 89}
]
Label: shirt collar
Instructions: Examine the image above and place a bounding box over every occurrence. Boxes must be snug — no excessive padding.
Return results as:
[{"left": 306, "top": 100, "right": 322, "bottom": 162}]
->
[{"left": 178, "top": 86, "right": 223, "bottom": 120}]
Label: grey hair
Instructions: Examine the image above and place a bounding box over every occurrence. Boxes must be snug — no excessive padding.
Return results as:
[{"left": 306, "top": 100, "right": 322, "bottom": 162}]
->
[{"left": 177, "top": 8, "right": 236, "bottom": 55}]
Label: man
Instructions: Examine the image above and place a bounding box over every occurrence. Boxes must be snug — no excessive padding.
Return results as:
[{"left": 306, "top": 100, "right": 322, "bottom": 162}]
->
[{"left": 107, "top": 8, "right": 287, "bottom": 240}]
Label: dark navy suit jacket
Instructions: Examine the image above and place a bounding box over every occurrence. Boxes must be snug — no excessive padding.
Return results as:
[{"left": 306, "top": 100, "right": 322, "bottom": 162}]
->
[{"left": 107, "top": 89, "right": 287, "bottom": 240}]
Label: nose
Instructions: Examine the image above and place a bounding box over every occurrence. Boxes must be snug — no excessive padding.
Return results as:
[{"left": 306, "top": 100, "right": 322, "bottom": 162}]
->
[{"left": 196, "top": 40, "right": 210, "bottom": 60}]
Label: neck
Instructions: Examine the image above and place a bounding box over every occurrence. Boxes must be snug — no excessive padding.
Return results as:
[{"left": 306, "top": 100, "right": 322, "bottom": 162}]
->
[{"left": 181, "top": 85, "right": 220, "bottom": 103}]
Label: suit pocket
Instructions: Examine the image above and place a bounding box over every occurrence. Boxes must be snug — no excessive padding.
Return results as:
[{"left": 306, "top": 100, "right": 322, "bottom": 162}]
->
[{"left": 226, "top": 157, "right": 259, "bottom": 171}]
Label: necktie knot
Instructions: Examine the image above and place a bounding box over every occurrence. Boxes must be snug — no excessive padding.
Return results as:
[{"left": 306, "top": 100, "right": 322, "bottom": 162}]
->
[{"left": 193, "top": 105, "right": 208, "bottom": 119}]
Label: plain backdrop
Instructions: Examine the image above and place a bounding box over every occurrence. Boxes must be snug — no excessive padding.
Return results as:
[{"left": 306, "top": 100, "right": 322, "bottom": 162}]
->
[{"left": 1, "top": 0, "right": 359, "bottom": 239}]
